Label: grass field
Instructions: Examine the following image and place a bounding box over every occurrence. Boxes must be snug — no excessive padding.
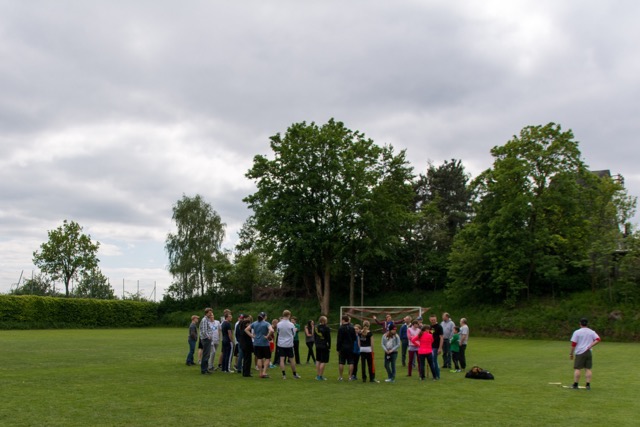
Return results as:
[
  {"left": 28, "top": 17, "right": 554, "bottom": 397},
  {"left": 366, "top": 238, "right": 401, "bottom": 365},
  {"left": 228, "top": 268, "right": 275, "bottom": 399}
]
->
[{"left": 1, "top": 328, "right": 638, "bottom": 426}]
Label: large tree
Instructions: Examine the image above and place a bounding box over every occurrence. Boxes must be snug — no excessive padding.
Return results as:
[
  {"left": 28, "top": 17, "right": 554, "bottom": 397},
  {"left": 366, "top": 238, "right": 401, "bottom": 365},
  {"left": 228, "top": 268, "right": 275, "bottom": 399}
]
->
[
  {"left": 165, "top": 194, "right": 226, "bottom": 298},
  {"left": 245, "top": 119, "right": 414, "bottom": 314},
  {"left": 33, "top": 220, "right": 100, "bottom": 297},
  {"left": 447, "top": 123, "right": 632, "bottom": 305},
  {"left": 407, "top": 159, "right": 472, "bottom": 289}
]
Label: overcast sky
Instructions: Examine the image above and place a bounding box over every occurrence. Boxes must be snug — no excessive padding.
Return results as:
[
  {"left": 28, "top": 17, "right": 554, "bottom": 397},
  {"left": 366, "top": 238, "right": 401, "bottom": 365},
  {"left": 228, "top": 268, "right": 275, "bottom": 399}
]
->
[{"left": 1, "top": 1, "right": 639, "bottom": 297}]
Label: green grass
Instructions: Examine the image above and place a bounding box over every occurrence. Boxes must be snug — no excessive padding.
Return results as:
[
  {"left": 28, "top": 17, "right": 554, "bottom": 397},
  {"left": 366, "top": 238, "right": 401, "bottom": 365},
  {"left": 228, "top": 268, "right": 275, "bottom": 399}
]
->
[{"left": 1, "top": 329, "right": 638, "bottom": 426}]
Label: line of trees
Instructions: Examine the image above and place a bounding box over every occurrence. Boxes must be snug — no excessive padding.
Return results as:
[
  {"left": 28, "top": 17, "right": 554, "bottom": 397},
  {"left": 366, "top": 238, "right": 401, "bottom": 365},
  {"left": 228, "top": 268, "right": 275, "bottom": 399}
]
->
[
  {"left": 16, "top": 120, "right": 635, "bottom": 312},
  {"left": 164, "top": 120, "right": 637, "bottom": 314}
]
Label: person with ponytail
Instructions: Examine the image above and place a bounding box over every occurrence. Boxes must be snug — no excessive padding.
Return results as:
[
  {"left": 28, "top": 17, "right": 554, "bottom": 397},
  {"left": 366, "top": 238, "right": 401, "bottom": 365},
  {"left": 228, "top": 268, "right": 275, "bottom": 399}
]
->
[
  {"left": 358, "top": 320, "right": 378, "bottom": 383},
  {"left": 411, "top": 325, "right": 437, "bottom": 380}
]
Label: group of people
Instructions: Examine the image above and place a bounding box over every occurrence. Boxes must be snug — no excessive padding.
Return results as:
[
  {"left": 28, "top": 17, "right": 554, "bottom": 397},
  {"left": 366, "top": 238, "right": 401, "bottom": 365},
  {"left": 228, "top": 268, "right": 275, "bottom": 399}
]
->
[
  {"left": 365, "top": 312, "right": 469, "bottom": 382},
  {"left": 187, "top": 308, "right": 601, "bottom": 389},
  {"left": 186, "top": 308, "right": 471, "bottom": 383}
]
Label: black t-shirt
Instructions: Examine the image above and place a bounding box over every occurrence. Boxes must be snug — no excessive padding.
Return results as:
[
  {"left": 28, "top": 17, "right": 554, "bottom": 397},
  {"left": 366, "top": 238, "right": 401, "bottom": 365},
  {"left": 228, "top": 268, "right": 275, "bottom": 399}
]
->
[
  {"left": 431, "top": 323, "right": 443, "bottom": 348},
  {"left": 221, "top": 320, "right": 232, "bottom": 343},
  {"left": 314, "top": 324, "right": 331, "bottom": 350},
  {"left": 337, "top": 323, "right": 357, "bottom": 353},
  {"left": 237, "top": 320, "right": 253, "bottom": 350},
  {"left": 359, "top": 331, "right": 372, "bottom": 347}
]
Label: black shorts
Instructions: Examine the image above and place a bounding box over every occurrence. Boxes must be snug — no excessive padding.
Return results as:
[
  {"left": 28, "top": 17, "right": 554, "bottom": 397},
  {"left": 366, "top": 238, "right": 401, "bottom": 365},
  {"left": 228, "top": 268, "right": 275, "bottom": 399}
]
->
[
  {"left": 316, "top": 348, "right": 330, "bottom": 363},
  {"left": 254, "top": 345, "right": 271, "bottom": 360},
  {"left": 198, "top": 339, "right": 203, "bottom": 349},
  {"left": 339, "top": 350, "right": 355, "bottom": 365},
  {"left": 574, "top": 351, "right": 593, "bottom": 370},
  {"left": 279, "top": 347, "right": 294, "bottom": 358}
]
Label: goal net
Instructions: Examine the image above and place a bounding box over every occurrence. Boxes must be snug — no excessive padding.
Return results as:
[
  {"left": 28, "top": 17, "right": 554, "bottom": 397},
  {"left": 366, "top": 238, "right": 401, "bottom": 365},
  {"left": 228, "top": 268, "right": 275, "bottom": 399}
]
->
[{"left": 339, "top": 306, "right": 426, "bottom": 331}]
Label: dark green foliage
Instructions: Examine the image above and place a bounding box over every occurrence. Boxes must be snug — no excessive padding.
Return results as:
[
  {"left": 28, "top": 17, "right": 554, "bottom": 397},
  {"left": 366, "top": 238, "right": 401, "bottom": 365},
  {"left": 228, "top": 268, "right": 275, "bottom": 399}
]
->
[
  {"left": 32, "top": 220, "right": 100, "bottom": 297},
  {"left": 245, "top": 119, "right": 414, "bottom": 314},
  {"left": 447, "top": 123, "right": 635, "bottom": 306},
  {"left": 165, "top": 194, "right": 227, "bottom": 299},
  {"left": 0, "top": 295, "right": 157, "bottom": 329}
]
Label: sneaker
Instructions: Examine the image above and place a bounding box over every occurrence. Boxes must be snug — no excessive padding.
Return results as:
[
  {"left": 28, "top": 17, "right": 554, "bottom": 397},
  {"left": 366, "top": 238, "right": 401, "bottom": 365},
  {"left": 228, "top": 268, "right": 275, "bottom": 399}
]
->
[
  {"left": 456, "top": 369, "right": 461, "bottom": 372},
  {"left": 586, "top": 385, "right": 591, "bottom": 391},
  {"left": 321, "top": 376, "right": 328, "bottom": 381},
  {"left": 338, "top": 377, "right": 343, "bottom": 381},
  {"left": 370, "top": 379, "right": 380, "bottom": 383},
  {"left": 571, "top": 384, "right": 579, "bottom": 390},
  {"left": 316, "top": 375, "right": 322, "bottom": 381},
  {"left": 293, "top": 374, "right": 301, "bottom": 379},
  {"left": 384, "top": 378, "right": 393, "bottom": 382},
  {"left": 450, "top": 370, "right": 457, "bottom": 373},
  {"left": 282, "top": 375, "right": 287, "bottom": 380},
  {"left": 260, "top": 374, "right": 270, "bottom": 379}
]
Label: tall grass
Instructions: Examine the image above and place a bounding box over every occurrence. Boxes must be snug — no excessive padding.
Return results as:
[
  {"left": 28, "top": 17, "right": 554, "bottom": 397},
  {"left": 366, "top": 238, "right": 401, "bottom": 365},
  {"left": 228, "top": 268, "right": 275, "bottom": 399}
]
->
[{"left": 1, "top": 328, "right": 638, "bottom": 426}]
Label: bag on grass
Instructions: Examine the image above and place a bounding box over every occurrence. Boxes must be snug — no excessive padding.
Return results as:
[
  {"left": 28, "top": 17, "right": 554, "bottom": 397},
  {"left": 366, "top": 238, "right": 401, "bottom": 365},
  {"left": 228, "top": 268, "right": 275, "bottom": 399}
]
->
[{"left": 465, "top": 366, "right": 494, "bottom": 380}]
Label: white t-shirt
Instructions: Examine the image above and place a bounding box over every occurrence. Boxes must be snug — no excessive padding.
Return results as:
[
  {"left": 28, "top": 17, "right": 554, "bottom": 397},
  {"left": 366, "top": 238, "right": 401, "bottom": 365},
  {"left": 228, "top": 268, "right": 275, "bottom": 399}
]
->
[
  {"left": 570, "top": 327, "right": 600, "bottom": 355},
  {"left": 209, "top": 319, "right": 221, "bottom": 344},
  {"left": 277, "top": 318, "right": 296, "bottom": 348},
  {"left": 460, "top": 325, "right": 469, "bottom": 345}
]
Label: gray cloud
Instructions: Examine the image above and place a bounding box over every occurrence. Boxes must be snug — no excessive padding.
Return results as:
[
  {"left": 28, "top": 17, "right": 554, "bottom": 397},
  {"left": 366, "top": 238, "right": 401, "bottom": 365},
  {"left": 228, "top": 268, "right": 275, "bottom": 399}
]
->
[{"left": 2, "top": 0, "right": 639, "bottom": 294}]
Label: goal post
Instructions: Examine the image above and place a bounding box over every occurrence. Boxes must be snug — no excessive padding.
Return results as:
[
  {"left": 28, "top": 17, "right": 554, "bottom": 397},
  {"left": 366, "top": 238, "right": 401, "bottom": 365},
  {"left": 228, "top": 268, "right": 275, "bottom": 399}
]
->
[{"left": 340, "top": 306, "right": 426, "bottom": 331}]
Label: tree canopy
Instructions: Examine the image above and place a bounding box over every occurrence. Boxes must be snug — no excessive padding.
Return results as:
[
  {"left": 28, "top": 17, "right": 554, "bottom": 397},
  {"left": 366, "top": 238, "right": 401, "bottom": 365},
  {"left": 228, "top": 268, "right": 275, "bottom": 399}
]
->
[
  {"left": 165, "top": 194, "right": 226, "bottom": 299},
  {"left": 244, "top": 119, "right": 414, "bottom": 314},
  {"left": 447, "top": 123, "right": 635, "bottom": 305},
  {"left": 33, "top": 220, "right": 100, "bottom": 297}
]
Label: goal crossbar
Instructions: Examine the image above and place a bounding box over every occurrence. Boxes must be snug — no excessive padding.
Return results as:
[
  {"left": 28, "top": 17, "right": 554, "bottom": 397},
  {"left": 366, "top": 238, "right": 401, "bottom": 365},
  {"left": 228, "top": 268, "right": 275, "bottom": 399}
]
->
[{"left": 340, "top": 306, "right": 424, "bottom": 328}]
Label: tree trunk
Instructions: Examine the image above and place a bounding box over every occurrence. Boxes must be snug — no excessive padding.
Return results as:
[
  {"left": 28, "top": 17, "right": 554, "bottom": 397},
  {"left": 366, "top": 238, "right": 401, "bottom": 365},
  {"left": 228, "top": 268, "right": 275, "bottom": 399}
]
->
[
  {"left": 349, "top": 266, "right": 355, "bottom": 306},
  {"left": 314, "top": 261, "right": 331, "bottom": 316}
]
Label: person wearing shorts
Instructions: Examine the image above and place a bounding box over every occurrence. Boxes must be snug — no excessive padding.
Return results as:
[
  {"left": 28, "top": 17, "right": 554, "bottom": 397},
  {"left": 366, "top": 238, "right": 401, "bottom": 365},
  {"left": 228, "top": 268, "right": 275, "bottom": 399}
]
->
[
  {"left": 277, "top": 310, "right": 301, "bottom": 379},
  {"left": 314, "top": 316, "right": 331, "bottom": 380},
  {"left": 246, "top": 312, "right": 273, "bottom": 378},
  {"left": 337, "top": 314, "right": 357, "bottom": 381},
  {"left": 569, "top": 317, "right": 600, "bottom": 390}
]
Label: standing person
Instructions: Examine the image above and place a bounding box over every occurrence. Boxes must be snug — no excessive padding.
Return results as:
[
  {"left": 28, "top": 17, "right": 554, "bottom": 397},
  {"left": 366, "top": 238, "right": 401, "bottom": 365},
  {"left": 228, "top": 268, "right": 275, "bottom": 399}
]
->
[
  {"left": 314, "top": 315, "right": 331, "bottom": 381},
  {"left": 406, "top": 319, "right": 420, "bottom": 377},
  {"left": 429, "top": 314, "right": 443, "bottom": 380},
  {"left": 270, "top": 318, "right": 279, "bottom": 368},
  {"left": 199, "top": 308, "right": 215, "bottom": 375},
  {"left": 399, "top": 316, "right": 411, "bottom": 367},
  {"left": 381, "top": 325, "right": 400, "bottom": 383},
  {"left": 292, "top": 316, "right": 301, "bottom": 365},
  {"left": 217, "top": 309, "right": 231, "bottom": 369},
  {"left": 234, "top": 314, "right": 245, "bottom": 373},
  {"left": 277, "top": 310, "right": 301, "bottom": 379},
  {"left": 358, "top": 320, "right": 379, "bottom": 383},
  {"left": 186, "top": 315, "right": 199, "bottom": 366},
  {"left": 449, "top": 326, "right": 461, "bottom": 372},
  {"left": 337, "top": 315, "right": 357, "bottom": 381},
  {"left": 459, "top": 318, "right": 469, "bottom": 371},
  {"left": 411, "top": 325, "right": 435, "bottom": 380},
  {"left": 238, "top": 315, "right": 254, "bottom": 377},
  {"left": 440, "top": 313, "right": 455, "bottom": 369},
  {"left": 352, "top": 324, "right": 362, "bottom": 380},
  {"left": 246, "top": 312, "right": 274, "bottom": 379},
  {"left": 372, "top": 314, "right": 396, "bottom": 333},
  {"left": 569, "top": 318, "right": 601, "bottom": 390},
  {"left": 305, "top": 320, "right": 316, "bottom": 364},
  {"left": 220, "top": 312, "right": 234, "bottom": 372},
  {"left": 207, "top": 312, "right": 221, "bottom": 372}
]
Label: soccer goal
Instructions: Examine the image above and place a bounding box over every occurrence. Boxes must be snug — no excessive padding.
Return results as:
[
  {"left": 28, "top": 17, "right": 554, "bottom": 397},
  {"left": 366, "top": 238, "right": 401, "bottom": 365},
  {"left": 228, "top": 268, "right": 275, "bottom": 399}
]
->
[{"left": 340, "top": 306, "right": 426, "bottom": 330}]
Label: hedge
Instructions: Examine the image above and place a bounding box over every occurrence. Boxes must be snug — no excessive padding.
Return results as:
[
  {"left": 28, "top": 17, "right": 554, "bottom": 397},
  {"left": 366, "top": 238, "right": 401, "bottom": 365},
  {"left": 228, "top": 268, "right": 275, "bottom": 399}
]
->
[{"left": 0, "top": 295, "right": 158, "bottom": 329}]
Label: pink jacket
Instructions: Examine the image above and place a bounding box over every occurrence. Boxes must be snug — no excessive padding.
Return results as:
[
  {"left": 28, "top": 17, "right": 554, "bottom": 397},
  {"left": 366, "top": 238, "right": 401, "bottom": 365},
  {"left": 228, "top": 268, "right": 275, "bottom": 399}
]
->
[{"left": 410, "top": 332, "right": 434, "bottom": 355}]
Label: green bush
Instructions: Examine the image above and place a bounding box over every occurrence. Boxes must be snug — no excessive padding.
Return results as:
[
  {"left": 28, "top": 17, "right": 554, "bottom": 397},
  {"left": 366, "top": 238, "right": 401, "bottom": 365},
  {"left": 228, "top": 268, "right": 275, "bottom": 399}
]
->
[{"left": 0, "top": 295, "right": 157, "bottom": 329}]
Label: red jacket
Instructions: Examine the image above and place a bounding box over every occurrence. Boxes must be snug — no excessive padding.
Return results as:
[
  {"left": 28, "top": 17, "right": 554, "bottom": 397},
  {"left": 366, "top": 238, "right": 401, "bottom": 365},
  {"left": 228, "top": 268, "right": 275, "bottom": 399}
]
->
[{"left": 410, "top": 332, "right": 434, "bottom": 355}]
